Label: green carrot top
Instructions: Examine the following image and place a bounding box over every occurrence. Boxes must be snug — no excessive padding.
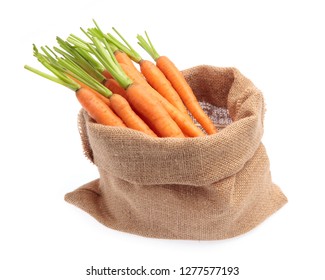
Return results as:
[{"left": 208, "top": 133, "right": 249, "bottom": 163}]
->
[
  {"left": 24, "top": 44, "right": 112, "bottom": 97},
  {"left": 137, "top": 31, "right": 160, "bottom": 61}
]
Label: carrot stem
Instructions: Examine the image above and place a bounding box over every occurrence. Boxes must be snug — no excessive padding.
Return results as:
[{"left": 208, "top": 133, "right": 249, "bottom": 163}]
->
[
  {"left": 88, "top": 37, "right": 132, "bottom": 89},
  {"left": 66, "top": 34, "right": 107, "bottom": 74},
  {"left": 57, "top": 57, "right": 111, "bottom": 98},
  {"left": 28, "top": 44, "right": 112, "bottom": 98},
  {"left": 67, "top": 34, "right": 91, "bottom": 51},
  {"left": 137, "top": 32, "right": 160, "bottom": 61},
  {"left": 88, "top": 20, "right": 142, "bottom": 63},
  {"left": 109, "top": 27, "right": 142, "bottom": 63},
  {"left": 55, "top": 38, "right": 105, "bottom": 82},
  {"left": 24, "top": 64, "right": 80, "bottom": 91},
  {"left": 40, "top": 46, "right": 58, "bottom": 64}
]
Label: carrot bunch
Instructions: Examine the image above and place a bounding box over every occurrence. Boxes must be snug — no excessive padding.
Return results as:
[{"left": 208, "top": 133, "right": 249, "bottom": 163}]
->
[{"left": 24, "top": 20, "right": 218, "bottom": 138}]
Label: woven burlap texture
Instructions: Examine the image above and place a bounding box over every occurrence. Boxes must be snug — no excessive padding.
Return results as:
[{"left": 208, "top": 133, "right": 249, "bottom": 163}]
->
[{"left": 65, "top": 65, "right": 287, "bottom": 240}]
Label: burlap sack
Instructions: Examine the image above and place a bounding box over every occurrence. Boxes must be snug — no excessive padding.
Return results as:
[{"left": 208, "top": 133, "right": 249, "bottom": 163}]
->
[{"left": 65, "top": 65, "right": 287, "bottom": 240}]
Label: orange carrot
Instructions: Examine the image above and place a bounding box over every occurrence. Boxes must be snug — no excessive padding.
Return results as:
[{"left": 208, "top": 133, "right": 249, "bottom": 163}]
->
[
  {"left": 118, "top": 63, "right": 204, "bottom": 137},
  {"left": 76, "top": 84, "right": 159, "bottom": 136},
  {"left": 117, "top": 61, "right": 203, "bottom": 136},
  {"left": 69, "top": 75, "right": 111, "bottom": 106},
  {"left": 67, "top": 66, "right": 158, "bottom": 137},
  {"left": 88, "top": 36, "right": 185, "bottom": 138},
  {"left": 104, "top": 78, "right": 128, "bottom": 99},
  {"left": 137, "top": 33, "right": 217, "bottom": 135},
  {"left": 125, "top": 83, "right": 184, "bottom": 137},
  {"left": 58, "top": 54, "right": 160, "bottom": 136},
  {"left": 156, "top": 56, "right": 217, "bottom": 134},
  {"left": 24, "top": 58, "right": 125, "bottom": 127},
  {"left": 145, "top": 85, "right": 205, "bottom": 137},
  {"left": 75, "top": 87, "right": 126, "bottom": 126},
  {"left": 109, "top": 94, "right": 157, "bottom": 137},
  {"left": 114, "top": 50, "right": 140, "bottom": 73},
  {"left": 139, "top": 59, "right": 188, "bottom": 116},
  {"left": 25, "top": 51, "right": 158, "bottom": 137},
  {"left": 114, "top": 66, "right": 204, "bottom": 136},
  {"left": 100, "top": 29, "right": 204, "bottom": 136}
]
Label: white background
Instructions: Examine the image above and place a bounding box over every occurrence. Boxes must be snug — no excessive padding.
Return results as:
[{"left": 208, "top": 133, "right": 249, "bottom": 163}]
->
[{"left": 1, "top": 0, "right": 324, "bottom": 279}]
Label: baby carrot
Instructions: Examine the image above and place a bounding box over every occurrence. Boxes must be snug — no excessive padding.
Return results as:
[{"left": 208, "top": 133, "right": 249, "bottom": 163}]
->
[
  {"left": 25, "top": 46, "right": 157, "bottom": 137},
  {"left": 118, "top": 62, "right": 204, "bottom": 137},
  {"left": 105, "top": 28, "right": 189, "bottom": 116},
  {"left": 58, "top": 59, "right": 157, "bottom": 136},
  {"left": 75, "top": 88, "right": 125, "bottom": 126},
  {"left": 138, "top": 32, "right": 218, "bottom": 135},
  {"left": 89, "top": 28, "right": 203, "bottom": 137},
  {"left": 109, "top": 94, "right": 157, "bottom": 137},
  {"left": 125, "top": 83, "right": 184, "bottom": 137},
  {"left": 24, "top": 64, "right": 125, "bottom": 127},
  {"left": 139, "top": 59, "right": 189, "bottom": 116},
  {"left": 88, "top": 36, "right": 185, "bottom": 138},
  {"left": 68, "top": 75, "right": 111, "bottom": 106}
]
